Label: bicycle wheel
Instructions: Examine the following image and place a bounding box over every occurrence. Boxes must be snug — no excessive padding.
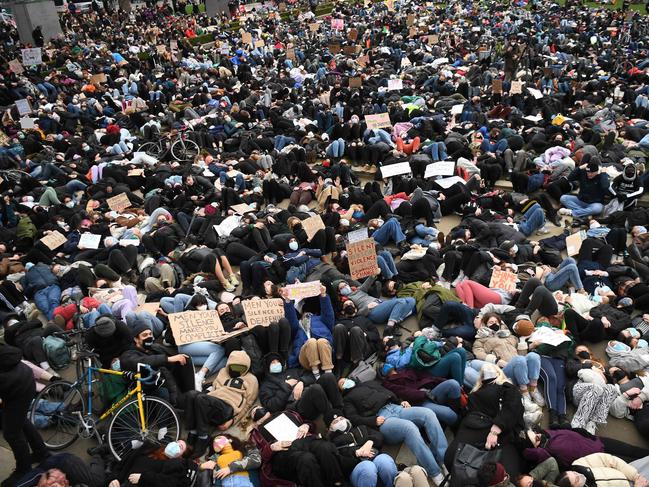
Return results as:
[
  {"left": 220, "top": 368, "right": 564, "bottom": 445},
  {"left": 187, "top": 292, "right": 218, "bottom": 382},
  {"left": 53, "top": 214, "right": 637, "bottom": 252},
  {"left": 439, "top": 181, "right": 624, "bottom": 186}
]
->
[
  {"left": 170, "top": 138, "right": 200, "bottom": 161},
  {"left": 107, "top": 396, "right": 180, "bottom": 461},
  {"left": 139, "top": 141, "right": 165, "bottom": 159},
  {"left": 29, "top": 381, "right": 84, "bottom": 450}
]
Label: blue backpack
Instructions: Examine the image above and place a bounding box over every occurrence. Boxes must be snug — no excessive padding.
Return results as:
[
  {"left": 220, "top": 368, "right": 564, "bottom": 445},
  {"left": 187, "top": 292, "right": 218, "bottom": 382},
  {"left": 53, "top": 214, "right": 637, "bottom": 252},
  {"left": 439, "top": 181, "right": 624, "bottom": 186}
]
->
[{"left": 42, "top": 336, "right": 71, "bottom": 370}]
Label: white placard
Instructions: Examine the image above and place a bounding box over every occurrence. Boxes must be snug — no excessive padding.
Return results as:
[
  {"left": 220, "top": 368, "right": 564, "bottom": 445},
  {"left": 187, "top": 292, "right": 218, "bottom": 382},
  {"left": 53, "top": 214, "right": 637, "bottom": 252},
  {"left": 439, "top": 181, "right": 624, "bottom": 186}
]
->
[
  {"left": 529, "top": 326, "right": 571, "bottom": 347},
  {"left": 424, "top": 160, "right": 455, "bottom": 178},
  {"left": 387, "top": 79, "right": 403, "bottom": 91},
  {"left": 213, "top": 215, "right": 241, "bottom": 237},
  {"left": 264, "top": 413, "right": 300, "bottom": 442},
  {"left": 527, "top": 87, "right": 544, "bottom": 99},
  {"left": 435, "top": 176, "right": 466, "bottom": 189},
  {"left": 20, "top": 117, "right": 35, "bottom": 129},
  {"left": 450, "top": 104, "right": 464, "bottom": 115},
  {"left": 79, "top": 233, "right": 102, "bottom": 249},
  {"left": 21, "top": 48, "right": 42, "bottom": 66},
  {"left": 15, "top": 99, "right": 31, "bottom": 116},
  {"left": 380, "top": 162, "right": 411, "bottom": 178},
  {"left": 347, "top": 227, "right": 369, "bottom": 243}
]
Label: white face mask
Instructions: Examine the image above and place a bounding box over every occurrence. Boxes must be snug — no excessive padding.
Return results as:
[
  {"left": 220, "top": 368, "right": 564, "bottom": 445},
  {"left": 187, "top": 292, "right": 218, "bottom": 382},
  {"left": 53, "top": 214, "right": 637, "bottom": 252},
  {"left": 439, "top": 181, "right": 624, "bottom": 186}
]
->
[
  {"left": 65, "top": 201, "right": 75, "bottom": 208},
  {"left": 289, "top": 241, "right": 299, "bottom": 251},
  {"left": 574, "top": 473, "right": 587, "bottom": 487},
  {"left": 330, "top": 418, "right": 351, "bottom": 432},
  {"left": 196, "top": 304, "right": 208, "bottom": 311}
]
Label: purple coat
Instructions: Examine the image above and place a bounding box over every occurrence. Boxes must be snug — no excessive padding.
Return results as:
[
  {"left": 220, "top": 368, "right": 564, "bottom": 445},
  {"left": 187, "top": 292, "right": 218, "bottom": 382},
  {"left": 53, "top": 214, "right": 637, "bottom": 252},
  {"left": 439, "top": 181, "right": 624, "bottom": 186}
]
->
[{"left": 523, "top": 429, "right": 604, "bottom": 469}]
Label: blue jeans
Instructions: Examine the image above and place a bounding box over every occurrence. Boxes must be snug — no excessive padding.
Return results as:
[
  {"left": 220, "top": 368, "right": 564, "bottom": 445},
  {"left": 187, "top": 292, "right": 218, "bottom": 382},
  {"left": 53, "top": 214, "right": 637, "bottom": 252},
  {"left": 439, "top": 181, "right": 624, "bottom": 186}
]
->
[
  {"left": 350, "top": 454, "right": 397, "bottom": 487},
  {"left": 377, "top": 250, "right": 398, "bottom": 279},
  {"left": 274, "top": 135, "right": 296, "bottom": 151},
  {"left": 34, "top": 285, "right": 61, "bottom": 320},
  {"left": 545, "top": 257, "right": 583, "bottom": 290},
  {"left": 559, "top": 194, "right": 603, "bottom": 218},
  {"left": 82, "top": 303, "right": 113, "bottom": 328},
  {"left": 502, "top": 353, "right": 541, "bottom": 386},
  {"left": 368, "top": 298, "right": 415, "bottom": 324},
  {"left": 410, "top": 224, "right": 439, "bottom": 246},
  {"left": 366, "top": 129, "right": 393, "bottom": 145},
  {"left": 179, "top": 341, "right": 227, "bottom": 374},
  {"left": 220, "top": 476, "right": 254, "bottom": 487},
  {"left": 326, "top": 138, "right": 345, "bottom": 158},
  {"left": 421, "top": 380, "right": 461, "bottom": 426},
  {"left": 372, "top": 218, "right": 406, "bottom": 245},
  {"left": 65, "top": 180, "right": 87, "bottom": 195},
  {"left": 125, "top": 312, "right": 165, "bottom": 337},
  {"left": 518, "top": 203, "right": 545, "bottom": 236},
  {"left": 464, "top": 360, "right": 488, "bottom": 388},
  {"left": 378, "top": 403, "right": 447, "bottom": 477},
  {"left": 429, "top": 348, "right": 467, "bottom": 384},
  {"left": 423, "top": 142, "right": 448, "bottom": 161}
]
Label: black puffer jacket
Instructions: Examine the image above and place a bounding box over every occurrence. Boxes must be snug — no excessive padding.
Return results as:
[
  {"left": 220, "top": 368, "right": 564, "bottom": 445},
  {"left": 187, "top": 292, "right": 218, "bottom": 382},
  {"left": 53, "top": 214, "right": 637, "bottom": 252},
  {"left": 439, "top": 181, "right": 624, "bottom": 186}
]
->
[
  {"left": 0, "top": 344, "right": 33, "bottom": 398},
  {"left": 342, "top": 380, "right": 399, "bottom": 427}
]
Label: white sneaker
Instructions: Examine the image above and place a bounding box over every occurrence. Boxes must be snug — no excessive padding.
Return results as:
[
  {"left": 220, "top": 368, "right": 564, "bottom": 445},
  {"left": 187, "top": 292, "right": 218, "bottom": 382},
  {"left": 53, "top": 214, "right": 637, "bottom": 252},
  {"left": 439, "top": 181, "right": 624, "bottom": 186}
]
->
[
  {"left": 438, "top": 279, "right": 451, "bottom": 289},
  {"left": 432, "top": 473, "right": 445, "bottom": 487},
  {"left": 194, "top": 372, "right": 206, "bottom": 392},
  {"left": 522, "top": 394, "right": 541, "bottom": 413},
  {"left": 558, "top": 208, "right": 572, "bottom": 216},
  {"left": 451, "top": 271, "right": 466, "bottom": 287},
  {"left": 585, "top": 421, "right": 597, "bottom": 435},
  {"left": 530, "top": 388, "right": 546, "bottom": 407},
  {"left": 524, "top": 410, "right": 543, "bottom": 428},
  {"left": 536, "top": 226, "right": 550, "bottom": 235}
]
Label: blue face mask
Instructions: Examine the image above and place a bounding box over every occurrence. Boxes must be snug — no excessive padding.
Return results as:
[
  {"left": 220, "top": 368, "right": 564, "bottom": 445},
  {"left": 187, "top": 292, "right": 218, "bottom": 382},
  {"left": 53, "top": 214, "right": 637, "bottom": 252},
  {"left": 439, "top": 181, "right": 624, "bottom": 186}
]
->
[
  {"left": 340, "top": 286, "right": 352, "bottom": 296},
  {"left": 289, "top": 241, "right": 299, "bottom": 251},
  {"left": 111, "top": 359, "right": 121, "bottom": 371},
  {"left": 342, "top": 379, "right": 355, "bottom": 390},
  {"left": 269, "top": 362, "right": 282, "bottom": 374},
  {"left": 638, "top": 339, "right": 648, "bottom": 349}
]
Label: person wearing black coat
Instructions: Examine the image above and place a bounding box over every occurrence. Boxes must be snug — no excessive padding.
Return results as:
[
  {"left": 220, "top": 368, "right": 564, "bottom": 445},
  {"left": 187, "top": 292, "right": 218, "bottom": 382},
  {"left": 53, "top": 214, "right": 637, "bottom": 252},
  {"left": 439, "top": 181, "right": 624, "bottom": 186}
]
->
[
  {"left": 0, "top": 345, "right": 49, "bottom": 486},
  {"left": 2, "top": 313, "right": 60, "bottom": 371},
  {"left": 258, "top": 353, "right": 343, "bottom": 419},
  {"left": 85, "top": 314, "right": 132, "bottom": 368}
]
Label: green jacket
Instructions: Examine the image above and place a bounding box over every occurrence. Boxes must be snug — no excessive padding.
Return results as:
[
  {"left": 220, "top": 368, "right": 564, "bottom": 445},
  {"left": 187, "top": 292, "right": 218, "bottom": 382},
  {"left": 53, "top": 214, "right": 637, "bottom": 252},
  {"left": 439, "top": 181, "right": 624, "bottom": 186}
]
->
[
  {"left": 16, "top": 216, "right": 36, "bottom": 240},
  {"left": 397, "top": 281, "right": 461, "bottom": 321}
]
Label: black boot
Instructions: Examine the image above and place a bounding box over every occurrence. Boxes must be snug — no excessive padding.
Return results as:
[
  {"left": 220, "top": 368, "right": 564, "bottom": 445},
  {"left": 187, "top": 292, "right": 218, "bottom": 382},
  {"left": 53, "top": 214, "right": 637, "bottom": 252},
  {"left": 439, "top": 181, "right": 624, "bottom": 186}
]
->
[
  {"left": 559, "top": 414, "right": 571, "bottom": 429},
  {"left": 549, "top": 409, "right": 560, "bottom": 429},
  {"left": 383, "top": 324, "right": 402, "bottom": 338},
  {"left": 186, "top": 432, "right": 198, "bottom": 448},
  {"left": 192, "top": 436, "right": 210, "bottom": 459}
]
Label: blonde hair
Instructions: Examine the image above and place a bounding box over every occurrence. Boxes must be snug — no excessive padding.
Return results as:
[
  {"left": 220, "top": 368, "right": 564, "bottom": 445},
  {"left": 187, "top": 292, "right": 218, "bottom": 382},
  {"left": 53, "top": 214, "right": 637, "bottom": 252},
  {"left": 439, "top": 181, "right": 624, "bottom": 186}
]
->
[{"left": 472, "top": 363, "right": 511, "bottom": 392}]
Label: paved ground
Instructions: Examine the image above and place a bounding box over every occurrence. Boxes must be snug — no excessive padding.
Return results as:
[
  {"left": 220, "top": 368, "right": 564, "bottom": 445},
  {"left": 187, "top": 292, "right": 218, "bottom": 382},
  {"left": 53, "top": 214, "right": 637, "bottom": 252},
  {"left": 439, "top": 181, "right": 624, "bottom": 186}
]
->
[{"left": 2, "top": 187, "right": 648, "bottom": 485}]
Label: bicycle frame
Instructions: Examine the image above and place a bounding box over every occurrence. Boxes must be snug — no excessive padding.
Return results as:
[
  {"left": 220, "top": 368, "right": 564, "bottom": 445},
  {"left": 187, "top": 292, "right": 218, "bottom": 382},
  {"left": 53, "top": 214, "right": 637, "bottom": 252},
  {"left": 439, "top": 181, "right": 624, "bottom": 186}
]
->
[{"left": 81, "top": 360, "right": 147, "bottom": 432}]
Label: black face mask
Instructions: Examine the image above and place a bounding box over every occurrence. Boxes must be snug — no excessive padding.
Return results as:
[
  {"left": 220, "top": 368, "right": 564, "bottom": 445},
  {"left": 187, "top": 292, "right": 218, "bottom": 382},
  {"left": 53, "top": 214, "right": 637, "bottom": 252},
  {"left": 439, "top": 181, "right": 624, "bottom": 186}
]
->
[
  {"left": 612, "top": 370, "right": 627, "bottom": 382},
  {"left": 577, "top": 351, "right": 591, "bottom": 359},
  {"left": 220, "top": 312, "right": 234, "bottom": 323},
  {"left": 142, "top": 337, "right": 155, "bottom": 349},
  {"left": 489, "top": 324, "right": 500, "bottom": 332}
]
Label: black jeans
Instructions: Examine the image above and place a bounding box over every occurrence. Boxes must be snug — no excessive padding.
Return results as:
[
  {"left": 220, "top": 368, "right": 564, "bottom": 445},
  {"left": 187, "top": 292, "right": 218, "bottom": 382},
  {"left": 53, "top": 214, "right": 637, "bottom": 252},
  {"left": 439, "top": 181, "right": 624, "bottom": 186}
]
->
[
  {"left": 578, "top": 238, "right": 613, "bottom": 267},
  {"left": 225, "top": 242, "right": 258, "bottom": 266},
  {"left": 296, "top": 374, "right": 343, "bottom": 420},
  {"left": 183, "top": 390, "right": 234, "bottom": 435},
  {"left": 3, "top": 382, "right": 47, "bottom": 473},
  {"left": 251, "top": 319, "right": 292, "bottom": 359},
  {"left": 514, "top": 278, "right": 558, "bottom": 316},
  {"left": 272, "top": 437, "right": 344, "bottom": 487},
  {"left": 563, "top": 308, "right": 606, "bottom": 342},
  {"left": 333, "top": 323, "right": 368, "bottom": 363}
]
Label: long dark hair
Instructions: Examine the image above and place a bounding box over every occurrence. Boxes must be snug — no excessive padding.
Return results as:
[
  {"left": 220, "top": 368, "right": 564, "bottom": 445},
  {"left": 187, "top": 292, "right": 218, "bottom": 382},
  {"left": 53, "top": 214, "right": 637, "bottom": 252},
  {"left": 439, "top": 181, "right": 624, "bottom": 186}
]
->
[{"left": 208, "top": 434, "right": 248, "bottom": 456}]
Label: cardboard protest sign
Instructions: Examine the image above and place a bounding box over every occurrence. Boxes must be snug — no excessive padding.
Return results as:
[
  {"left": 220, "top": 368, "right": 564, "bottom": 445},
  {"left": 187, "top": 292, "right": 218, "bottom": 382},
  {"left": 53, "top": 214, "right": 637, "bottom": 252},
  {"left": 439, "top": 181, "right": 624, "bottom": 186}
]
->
[
  {"left": 385, "top": 0, "right": 394, "bottom": 10},
  {"left": 407, "top": 14, "right": 416, "bottom": 25},
  {"left": 107, "top": 193, "right": 131, "bottom": 212},
  {"left": 137, "top": 301, "right": 160, "bottom": 315},
  {"left": 409, "top": 27, "right": 418, "bottom": 38},
  {"left": 242, "top": 32, "right": 253, "bottom": 45},
  {"left": 343, "top": 45, "right": 359, "bottom": 55},
  {"left": 302, "top": 215, "right": 325, "bottom": 241},
  {"left": 365, "top": 112, "right": 391, "bottom": 130},
  {"left": 40, "top": 230, "right": 67, "bottom": 250},
  {"left": 348, "top": 77, "right": 362, "bottom": 88},
  {"left": 231, "top": 203, "right": 255, "bottom": 215},
  {"left": 254, "top": 39, "right": 265, "bottom": 48},
  {"left": 79, "top": 233, "right": 102, "bottom": 250},
  {"left": 428, "top": 34, "right": 439, "bottom": 44},
  {"left": 278, "top": 2, "right": 286, "bottom": 9},
  {"left": 347, "top": 227, "right": 369, "bottom": 243},
  {"left": 21, "top": 48, "right": 42, "bottom": 66},
  {"left": 388, "top": 79, "right": 403, "bottom": 91},
  {"left": 285, "top": 281, "right": 321, "bottom": 300},
  {"left": 356, "top": 55, "right": 370, "bottom": 67},
  {"left": 9, "top": 59, "right": 24, "bottom": 74},
  {"left": 128, "top": 168, "right": 144, "bottom": 177},
  {"left": 527, "top": 87, "right": 544, "bottom": 99},
  {"left": 347, "top": 238, "right": 378, "bottom": 280},
  {"left": 15, "top": 99, "right": 31, "bottom": 116},
  {"left": 492, "top": 79, "right": 503, "bottom": 94},
  {"left": 241, "top": 298, "right": 284, "bottom": 327},
  {"left": 328, "top": 43, "right": 341, "bottom": 54},
  {"left": 168, "top": 310, "right": 229, "bottom": 345},
  {"left": 170, "top": 40, "right": 178, "bottom": 50},
  {"left": 511, "top": 81, "right": 523, "bottom": 94},
  {"left": 309, "top": 22, "right": 320, "bottom": 32},
  {"left": 349, "top": 28, "right": 358, "bottom": 41},
  {"left": 489, "top": 268, "right": 518, "bottom": 292},
  {"left": 424, "top": 160, "right": 455, "bottom": 178},
  {"left": 566, "top": 231, "right": 585, "bottom": 257},
  {"left": 156, "top": 45, "right": 166, "bottom": 54},
  {"left": 381, "top": 162, "right": 411, "bottom": 178}
]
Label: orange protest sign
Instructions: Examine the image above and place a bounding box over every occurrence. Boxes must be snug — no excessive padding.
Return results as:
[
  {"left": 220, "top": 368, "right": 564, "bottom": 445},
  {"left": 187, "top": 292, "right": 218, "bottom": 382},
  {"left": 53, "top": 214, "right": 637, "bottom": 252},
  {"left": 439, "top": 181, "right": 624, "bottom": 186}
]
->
[{"left": 489, "top": 269, "right": 518, "bottom": 292}]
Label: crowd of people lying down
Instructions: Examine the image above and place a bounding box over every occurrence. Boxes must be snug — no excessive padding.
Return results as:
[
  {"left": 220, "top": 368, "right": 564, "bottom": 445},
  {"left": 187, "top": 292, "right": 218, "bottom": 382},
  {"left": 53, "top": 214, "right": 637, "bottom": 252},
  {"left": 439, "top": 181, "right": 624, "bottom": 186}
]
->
[{"left": 7, "top": 0, "right": 649, "bottom": 486}]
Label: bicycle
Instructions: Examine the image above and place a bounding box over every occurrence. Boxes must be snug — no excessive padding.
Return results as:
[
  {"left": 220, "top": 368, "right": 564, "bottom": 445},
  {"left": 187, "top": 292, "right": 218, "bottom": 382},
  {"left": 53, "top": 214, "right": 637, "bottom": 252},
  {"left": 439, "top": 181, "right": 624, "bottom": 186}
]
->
[
  {"left": 30, "top": 348, "right": 180, "bottom": 461},
  {"left": 138, "top": 125, "right": 200, "bottom": 161}
]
